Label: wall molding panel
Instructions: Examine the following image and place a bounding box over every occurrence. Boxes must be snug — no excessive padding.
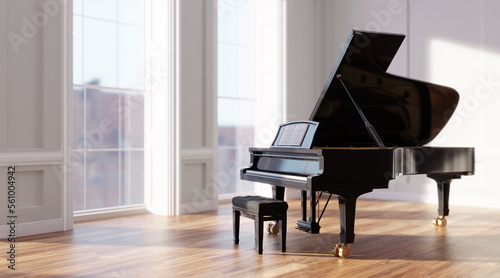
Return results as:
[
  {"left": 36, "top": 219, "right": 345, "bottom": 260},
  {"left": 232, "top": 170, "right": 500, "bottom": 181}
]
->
[
  {"left": 176, "top": 0, "right": 218, "bottom": 214},
  {"left": 0, "top": 152, "right": 63, "bottom": 166},
  {"left": 180, "top": 159, "right": 217, "bottom": 214},
  {"left": 0, "top": 0, "right": 71, "bottom": 238}
]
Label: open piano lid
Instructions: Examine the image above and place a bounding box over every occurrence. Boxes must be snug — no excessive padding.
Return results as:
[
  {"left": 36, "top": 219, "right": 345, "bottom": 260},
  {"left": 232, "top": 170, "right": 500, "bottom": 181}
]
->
[{"left": 310, "top": 30, "right": 459, "bottom": 147}]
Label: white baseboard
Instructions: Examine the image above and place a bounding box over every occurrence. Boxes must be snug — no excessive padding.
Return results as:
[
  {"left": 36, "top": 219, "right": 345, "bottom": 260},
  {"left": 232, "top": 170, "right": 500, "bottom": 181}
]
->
[
  {"left": 0, "top": 219, "right": 65, "bottom": 239},
  {"left": 74, "top": 205, "right": 149, "bottom": 222},
  {"left": 363, "top": 190, "right": 500, "bottom": 210}
]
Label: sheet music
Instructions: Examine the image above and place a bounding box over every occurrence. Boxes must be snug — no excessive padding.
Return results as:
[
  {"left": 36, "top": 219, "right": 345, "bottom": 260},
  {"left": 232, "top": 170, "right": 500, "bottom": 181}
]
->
[{"left": 277, "top": 124, "right": 309, "bottom": 146}]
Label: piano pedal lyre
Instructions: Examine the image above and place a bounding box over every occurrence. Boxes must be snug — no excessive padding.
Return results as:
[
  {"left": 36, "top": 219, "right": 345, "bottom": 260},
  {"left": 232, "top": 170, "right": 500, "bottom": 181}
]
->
[
  {"left": 295, "top": 226, "right": 308, "bottom": 232},
  {"left": 333, "top": 243, "right": 351, "bottom": 259},
  {"left": 432, "top": 216, "right": 447, "bottom": 227},
  {"left": 266, "top": 222, "right": 279, "bottom": 234}
]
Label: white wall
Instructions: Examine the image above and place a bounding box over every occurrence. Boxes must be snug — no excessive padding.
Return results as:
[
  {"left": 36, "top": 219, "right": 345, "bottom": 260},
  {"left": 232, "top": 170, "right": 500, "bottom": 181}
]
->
[
  {"left": 177, "top": 0, "right": 219, "bottom": 213},
  {"left": 285, "top": 0, "right": 408, "bottom": 121},
  {"left": 285, "top": 0, "right": 500, "bottom": 208},
  {"left": 405, "top": 0, "right": 500, "bottom": 208},
  {"left": 0, "top": 0, "right": 72, "bottom": 237},
  {"left": 285, "top": 0, "right": 322, "bottom": 121}
]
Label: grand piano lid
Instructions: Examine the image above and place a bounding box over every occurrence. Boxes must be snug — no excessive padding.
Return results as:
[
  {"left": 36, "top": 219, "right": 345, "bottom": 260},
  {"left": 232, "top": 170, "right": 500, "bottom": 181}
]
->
[{"left": 310, "top": 30, "right": 459, "bottom": 147}]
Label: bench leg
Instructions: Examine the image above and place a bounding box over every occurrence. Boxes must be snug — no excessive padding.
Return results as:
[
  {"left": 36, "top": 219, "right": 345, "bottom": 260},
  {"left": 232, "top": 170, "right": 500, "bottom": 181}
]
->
[
  {"left": 280, "top": 214, "right": 287, "bottom": 252},
  {"left": 233, "top": 209, "right": 240, "bottom": 244},
  {"left": 255, "top": 214, "right": 264, "bottom": 254}
]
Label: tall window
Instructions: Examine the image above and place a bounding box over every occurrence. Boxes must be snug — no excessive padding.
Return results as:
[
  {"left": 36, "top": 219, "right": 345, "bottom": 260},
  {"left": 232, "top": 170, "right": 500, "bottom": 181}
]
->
[
  {"left": 73, "top": 0, "right": 145, "bottom": 211},
  {"left": 217, "top": 0, "right": 284, "bottom": 198},
  {"left": 218, "top": 0, "right": 255, "bottom": 196}
]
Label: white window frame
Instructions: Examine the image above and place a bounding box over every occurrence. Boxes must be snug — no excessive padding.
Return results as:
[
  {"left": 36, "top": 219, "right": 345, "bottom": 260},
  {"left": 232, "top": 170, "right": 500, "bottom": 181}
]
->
[{"left": 72, "top": 0, "right": 151, "bottom": 221}]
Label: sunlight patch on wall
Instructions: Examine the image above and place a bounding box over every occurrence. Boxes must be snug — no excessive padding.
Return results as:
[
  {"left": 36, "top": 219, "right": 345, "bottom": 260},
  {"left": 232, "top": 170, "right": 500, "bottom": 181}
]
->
[{"left": 428, "top": 39, "right": 500, "bottom": 148}]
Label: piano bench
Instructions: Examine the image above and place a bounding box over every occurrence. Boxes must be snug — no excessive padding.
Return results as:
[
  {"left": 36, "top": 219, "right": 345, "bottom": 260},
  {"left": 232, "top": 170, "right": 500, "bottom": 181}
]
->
[{"left": 232, "top": 195, "right": 288, "bottom": 254}]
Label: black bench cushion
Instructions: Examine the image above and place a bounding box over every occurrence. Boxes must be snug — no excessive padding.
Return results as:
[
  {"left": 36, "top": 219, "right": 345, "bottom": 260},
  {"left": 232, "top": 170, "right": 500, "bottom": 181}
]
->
[{"left": 232, "top": 196, "right": 288, "bottom": 214}]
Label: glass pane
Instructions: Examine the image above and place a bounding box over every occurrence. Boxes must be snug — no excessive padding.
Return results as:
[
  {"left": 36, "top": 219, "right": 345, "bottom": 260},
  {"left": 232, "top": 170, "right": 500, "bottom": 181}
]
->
[
  {"left": 83, "top": 0, "right": 117, "bottom": 21},
  {"left": 218, "top": 0, "right": 237, "bottom": 44},
  {"left": 217, "top": 0, "right": 258, "bottom": 196},
  {"left": 118, "top": 0, "right": 143, "bottom": 26},
  {"left": 239, "top": 180, "right": 255, "bottom": 193},
  {"left": 73, "top": 15, "right": 83, "bottom": 84},
  {"left": 121, "top": 151, "right": 144, "bottom": 205},
  {"left": 74, "top": 0, "right": 83, "bottom": 15},
  {"left": 121, "top": 92, "right": 144, "bottom": 148},
  {"left": 86, "top": 151, "right": 119, "bottom": 209},
  {"left": 237, "top": 99, "right": 256, "bottom": 134},
  {"left": 239, "top": 145, "right": 251, "bottom": 169},
  {"left": 217, "top": 43, "right": 237, "bottom": 98},
  {"left": 218, "top": 148, "right": 237, "bottom": 194},
  {"left": 86, "top": 89, "right": 120, "bottom": 149},
  {"left": 118, "top": 25, "right": 144, "bottom": 89},
  {"left": 74, "top": 1, "right": 146, "bottom": 212},
  {"left": 219, "top": 99, "right": 256, "bottom": 147},
  {"left": 73, "top": 87, "right": 85, "bottom": 149},
  {"left": 237, "top": 147, "right": 254, "bottom": 192},
  {"left": 237, "top": 47, "right": 254, "bottom": 98},
  {"left": 236, "top": 0, "right": 254, "bottom": 48},
  {"left": 83, "top": 17, "right": 117, "bottom": 87},
  {"left": 218, "top": 98, "right": 237, "bottom": 146},
  {"left": 73, "top": 151, "right": 85, "bottom": 211}
]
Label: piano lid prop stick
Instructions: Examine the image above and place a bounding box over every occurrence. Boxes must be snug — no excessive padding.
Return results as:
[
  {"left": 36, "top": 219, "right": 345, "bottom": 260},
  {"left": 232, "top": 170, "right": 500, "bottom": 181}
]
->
[{"left": 336, "top": 74, "right": 387, "bottom": 150}]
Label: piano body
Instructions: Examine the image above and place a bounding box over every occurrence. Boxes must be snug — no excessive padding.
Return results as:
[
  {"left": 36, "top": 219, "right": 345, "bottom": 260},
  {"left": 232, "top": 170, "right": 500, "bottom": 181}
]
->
[{"left": 240, "top": 30, "right": 475, "bottom": 258}]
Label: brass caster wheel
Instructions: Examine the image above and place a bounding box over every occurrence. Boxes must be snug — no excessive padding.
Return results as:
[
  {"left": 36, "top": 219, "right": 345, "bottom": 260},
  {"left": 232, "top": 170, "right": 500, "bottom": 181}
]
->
[
  {"left": 333, "top": 243, "right": 351, "bottom": 259},
  {"left": 266, "top": 222, "right": 279, "bottom": 234},
  {"left": 432, "top": 216, "right": 447, "bottom": 227}
]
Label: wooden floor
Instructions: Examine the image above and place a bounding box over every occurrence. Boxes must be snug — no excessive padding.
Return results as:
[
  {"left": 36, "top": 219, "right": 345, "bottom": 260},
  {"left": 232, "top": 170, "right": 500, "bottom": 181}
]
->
[{"left": 3, "top": 198, "right": 500, "bottom": 277}]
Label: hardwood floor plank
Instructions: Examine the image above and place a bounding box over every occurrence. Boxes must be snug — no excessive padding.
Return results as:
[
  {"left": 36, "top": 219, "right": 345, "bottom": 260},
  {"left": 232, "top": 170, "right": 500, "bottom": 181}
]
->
[{"left": 2, "top": 198, "right": 500, "bottom": 277}]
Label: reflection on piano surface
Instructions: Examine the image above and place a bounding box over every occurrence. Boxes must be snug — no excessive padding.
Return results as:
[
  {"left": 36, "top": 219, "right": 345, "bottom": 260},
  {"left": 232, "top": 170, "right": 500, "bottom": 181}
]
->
[{"left": 240, "top": 30, "right": 475, "bottom": 258}]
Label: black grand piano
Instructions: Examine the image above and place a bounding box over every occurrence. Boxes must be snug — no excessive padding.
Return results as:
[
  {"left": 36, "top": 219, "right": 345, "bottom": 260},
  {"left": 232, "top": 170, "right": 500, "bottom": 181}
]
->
[{"left": 240, "top": 30, "right": 475, "bottom": 258}]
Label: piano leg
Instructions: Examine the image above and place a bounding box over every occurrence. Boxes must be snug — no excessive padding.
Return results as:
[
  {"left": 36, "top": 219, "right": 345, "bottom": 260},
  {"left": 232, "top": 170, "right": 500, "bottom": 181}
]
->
[
  {"left": 437, "top": 180, "right": 451, "bottom": 217},
  {"left": 268, "top": 185, "right": 285, "bottom": 234},
  {"left": 272, "top": 185, "right": 285, "bottom": 201},
  {"left": 309, "top": 191, "right": 320, "bottom": 233},
  {"left": 233, "top": 209, "right": 240, "bottom": 244},
  {"left": 295, "top": 190, "right": 321, "bottom": 233},
  {"left": 337, "top": 195, "right": 357, "bottom": 244},
  {"left": 301, "top": 191, "right": 307, "bottom": 223},
  {"left": 255, "top": 214, "right": 264, "bottom": 254},
  {"left": 334, "top": 190, "right": 372, "bottom": 258},
  {"left": 428, "top": 174, "right": 459, "bottom": 227}
]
